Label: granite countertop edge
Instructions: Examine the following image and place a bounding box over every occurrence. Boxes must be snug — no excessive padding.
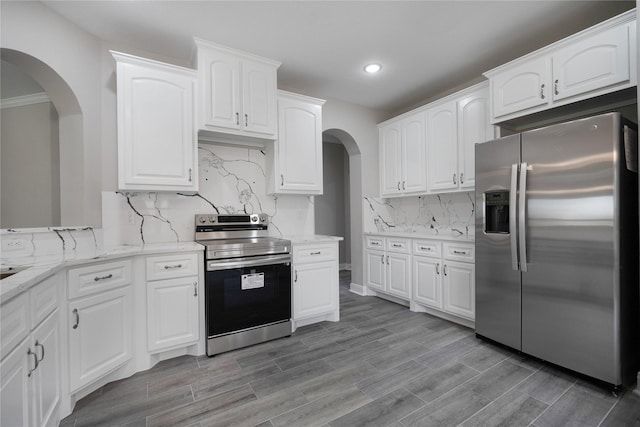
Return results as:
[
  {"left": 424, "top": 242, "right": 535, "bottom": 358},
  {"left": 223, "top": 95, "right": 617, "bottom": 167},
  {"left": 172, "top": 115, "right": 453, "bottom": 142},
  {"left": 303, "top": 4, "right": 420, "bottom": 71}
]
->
[{"left": 364, "top": 231, "right": 475, "bottom": 243}]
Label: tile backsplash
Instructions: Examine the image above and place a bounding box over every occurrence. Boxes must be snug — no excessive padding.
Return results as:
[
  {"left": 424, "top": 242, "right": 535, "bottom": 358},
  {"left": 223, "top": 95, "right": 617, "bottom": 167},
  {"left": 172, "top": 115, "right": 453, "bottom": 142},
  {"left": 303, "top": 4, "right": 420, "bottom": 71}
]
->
[
  {"left": 363, "top": 192, "right": 475, "bottom": 238},
  {"left": 101, "top": 143, "right": 315, "bottom": 246}
]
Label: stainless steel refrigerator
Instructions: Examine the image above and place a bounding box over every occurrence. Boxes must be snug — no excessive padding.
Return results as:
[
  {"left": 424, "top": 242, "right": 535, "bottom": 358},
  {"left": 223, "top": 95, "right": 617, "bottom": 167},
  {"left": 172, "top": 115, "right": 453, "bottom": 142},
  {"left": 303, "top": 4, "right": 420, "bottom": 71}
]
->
[{"left": 475, "top": 112, "right": 639, "bottom": 388}]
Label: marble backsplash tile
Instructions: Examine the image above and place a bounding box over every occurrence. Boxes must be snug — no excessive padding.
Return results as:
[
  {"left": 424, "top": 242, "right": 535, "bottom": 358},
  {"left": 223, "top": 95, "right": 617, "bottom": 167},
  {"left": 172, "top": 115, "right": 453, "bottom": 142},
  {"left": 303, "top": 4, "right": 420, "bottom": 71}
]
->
[
  {"left": 101, "top": 143, "right": 315, "bottom": 246},
  {"left": 0, "top": 227, "right": 102, "bottom": 262},
  {"left": 363, "top": 192, "right": 475, "bottom": 238}
]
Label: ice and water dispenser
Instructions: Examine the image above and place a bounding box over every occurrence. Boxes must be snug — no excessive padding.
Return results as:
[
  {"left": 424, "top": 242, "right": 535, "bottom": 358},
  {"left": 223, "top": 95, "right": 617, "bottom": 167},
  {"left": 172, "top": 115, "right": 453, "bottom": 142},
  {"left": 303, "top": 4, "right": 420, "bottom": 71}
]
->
[{"left": 485, "top": 190, "right": 510, "bottom": 233}]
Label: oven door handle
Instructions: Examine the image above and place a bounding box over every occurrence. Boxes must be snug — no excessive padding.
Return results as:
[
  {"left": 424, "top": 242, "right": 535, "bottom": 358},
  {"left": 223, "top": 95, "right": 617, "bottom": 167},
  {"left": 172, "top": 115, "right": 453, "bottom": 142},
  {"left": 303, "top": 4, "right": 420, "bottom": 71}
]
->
[{"left": 207, "top": 254, "right": 291, "bottom": 271}]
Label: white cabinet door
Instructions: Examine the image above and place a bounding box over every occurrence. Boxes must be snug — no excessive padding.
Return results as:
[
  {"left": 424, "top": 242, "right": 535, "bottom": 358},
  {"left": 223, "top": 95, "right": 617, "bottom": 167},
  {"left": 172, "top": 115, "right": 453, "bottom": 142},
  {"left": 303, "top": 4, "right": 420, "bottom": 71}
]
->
[
  {"left": 114, "top": 52, "right": 197, "bottom": 191},
  {"left": 457, "top": 87, "right": 492, "bottom": 190},
  {"left": 200, "top": 49, "right": 242, "bottom": 130},
  {"left": 68, "top": 287, "right": 131, "bottom": 392},
  {"left": 552, "top": 24, "right": 630, "bottom": 102},
  {"left": 413, "top": 256, "right": 442, "bottom": 309},
  {"left": 365, "top": 250, "right": 385, "bottom": 292},
  {"left": 0, "top": 338, "right": 31, "bottom": 427},
  {"left": 293, "top": 261, "right": 338, "bottom": 319},
  {"left": 31, "top": 311, "right": 60, "bottom": 427},
  {"left": 242, "top": 58, "right": 278, "bottom": 135},
  {"left": 386, "top": 253, "right": 411, "bottom": 299},
  {"left": 443, "top": 261, "right": 475, "bottom": 320},
  {"left": 276, "top": 93, "right": 323, "bottom": 194},
  {"left": 380, "top": 122, "right": 402, "bottom": 196},
  {"left": 490, "top": 56, "right": 550, "bottom": 119},
  {"left": 402, "top": 113, "right": 427, "bottom": 194},
  {"left": 147, "top": 277, "right": 199, "bottom": 352},
  {"left": 427, "top": 101, "right": 458, "bottom": 192}
]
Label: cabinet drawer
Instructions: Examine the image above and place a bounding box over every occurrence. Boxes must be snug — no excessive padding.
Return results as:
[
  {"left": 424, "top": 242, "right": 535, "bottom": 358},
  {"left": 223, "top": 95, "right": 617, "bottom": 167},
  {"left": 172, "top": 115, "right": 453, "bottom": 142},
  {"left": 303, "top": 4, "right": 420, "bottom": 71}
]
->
[
  {"left": 443, "top": 242, "right": 475, "bottom": 262},
  {"left": 1, "top": 292, "right": 30, "bottom": 360},
  {"left": 146, "top": 253, "right": 199, "bottom": 281},
  {"left": 386, "top": 237, "right": 410, "bottom": 254},
  {"left": 67, "top": 260, "right": 132, "bottom": 299},
  {"left": 30, "top": 274, "right": 59, "bottom": 327},
  {"left": 413, "top": 240, "right": 441, "bottom": 258},
  {"left": 294, "top": 243, "right": 337, "bottom": 264},
  {"left": 365, "top": 235, "right": 385, "bottom": 250}
]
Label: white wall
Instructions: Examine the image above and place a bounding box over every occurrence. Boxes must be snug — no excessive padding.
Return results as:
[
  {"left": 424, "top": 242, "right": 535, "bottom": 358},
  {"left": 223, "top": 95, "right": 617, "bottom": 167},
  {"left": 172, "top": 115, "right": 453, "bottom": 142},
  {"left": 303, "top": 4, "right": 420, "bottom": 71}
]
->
[
  {"left": 1, "top": 1, "right": 103, "bottom": 227},
  {"left": 1, "top": 102, "right": 60, "bottom": 227}
]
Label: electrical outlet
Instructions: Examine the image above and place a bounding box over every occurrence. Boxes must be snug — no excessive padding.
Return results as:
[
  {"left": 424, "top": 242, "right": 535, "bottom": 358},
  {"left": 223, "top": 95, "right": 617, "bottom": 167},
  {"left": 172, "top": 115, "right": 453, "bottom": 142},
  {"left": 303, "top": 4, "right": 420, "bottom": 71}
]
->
[{"left": 2, "top": 238, "right": 27, "bottom": 251}]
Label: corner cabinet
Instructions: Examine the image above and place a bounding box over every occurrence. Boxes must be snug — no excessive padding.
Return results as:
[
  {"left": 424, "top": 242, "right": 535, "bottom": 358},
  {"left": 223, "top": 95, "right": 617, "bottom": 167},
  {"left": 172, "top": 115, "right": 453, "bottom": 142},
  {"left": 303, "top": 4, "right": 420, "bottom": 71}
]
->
[
  {"left": 266, "top": 91, "right": 326, "bottom": 195},
  {"left": 112, "top": 51, "right": 198, "bottom": 192},
  {"left": 194, "top": 38, "right": 280, "bottom": 144},
  {"left": 485, "top": 9, "right": 636, "bottom": 124}
]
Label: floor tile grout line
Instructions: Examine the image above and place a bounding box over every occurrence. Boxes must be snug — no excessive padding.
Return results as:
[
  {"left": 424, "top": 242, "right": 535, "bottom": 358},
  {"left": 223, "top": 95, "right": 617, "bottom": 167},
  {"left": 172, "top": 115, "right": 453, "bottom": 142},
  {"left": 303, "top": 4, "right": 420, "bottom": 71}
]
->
[
  {"left": 597, "top": 395, "right": 622, "bottom": 427},
  {"left": 527, "top": 376, "right": 579, "bottom": 426}
]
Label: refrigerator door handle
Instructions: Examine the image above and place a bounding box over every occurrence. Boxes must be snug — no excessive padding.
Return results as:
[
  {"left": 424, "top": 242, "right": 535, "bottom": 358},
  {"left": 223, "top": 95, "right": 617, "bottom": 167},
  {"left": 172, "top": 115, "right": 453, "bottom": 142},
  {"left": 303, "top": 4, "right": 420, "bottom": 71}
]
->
[
  {"left": 519, "top": 162, "right": 528, "bottom": 272},
  {"left": 510, "top": 163, "right": 519, "bottom": 271}
]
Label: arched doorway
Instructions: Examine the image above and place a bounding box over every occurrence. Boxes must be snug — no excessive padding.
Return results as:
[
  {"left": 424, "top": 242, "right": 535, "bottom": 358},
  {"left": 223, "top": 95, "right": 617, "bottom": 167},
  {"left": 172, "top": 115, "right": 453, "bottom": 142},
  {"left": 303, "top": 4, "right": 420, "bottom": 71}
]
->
[{"left": 317, "top": 128, "right": 363, "bottom": 291}]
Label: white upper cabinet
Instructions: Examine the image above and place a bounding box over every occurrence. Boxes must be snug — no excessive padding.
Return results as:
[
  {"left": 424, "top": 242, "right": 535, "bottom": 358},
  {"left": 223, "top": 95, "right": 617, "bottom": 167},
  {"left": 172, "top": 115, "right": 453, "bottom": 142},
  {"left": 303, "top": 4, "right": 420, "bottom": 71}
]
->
[
  {"left": 379, "top": 111, "right": 427, "bottom": 197},
  {"left": 427, "top": 101, "right": 458, "bottom": 192},
  {"left": 194, "top": 38, "right": 280, "bottom": 144},
  {"left": 485, "top": 10, "right": 636, "bottom": 123},
  {"left": 112, "top": 51, "right": 198, "bottom": 192},
  {"left": 267, "top": 90, "right": 325, "bottom": 195},
  {"left": 457, "top": 86, "right": 493, "bottom": 189}
]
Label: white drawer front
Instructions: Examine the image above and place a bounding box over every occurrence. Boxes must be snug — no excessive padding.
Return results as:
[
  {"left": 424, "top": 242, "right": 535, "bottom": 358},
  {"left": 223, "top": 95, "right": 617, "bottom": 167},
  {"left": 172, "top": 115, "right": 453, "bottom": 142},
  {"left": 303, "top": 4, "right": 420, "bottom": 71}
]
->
[
  {"left": 294, "top": 243, "right": 337, "bottom": 264},
  {"left": 1, "top": 292, "right": 30, "bottom": 360},
  {"left": 30, "top": 274, "right": 60, "bottom": 327},
  {"left": 67, "top": 260, "right": 132, "bottom": 299},
  {"left": 146, "top": 253, "right": 199, "bottom": 281},
  {"left": 386, "top": 238, "right": 410, "bottom": 254},
  {"left": 413, "top": 240, "right": 442, "bottom": 258},
  {"left": 443, "top": 242, "right": 475, "bottom": 262},
  {"left": 365, "top": 236, "right": 385, "bottom": 250}
]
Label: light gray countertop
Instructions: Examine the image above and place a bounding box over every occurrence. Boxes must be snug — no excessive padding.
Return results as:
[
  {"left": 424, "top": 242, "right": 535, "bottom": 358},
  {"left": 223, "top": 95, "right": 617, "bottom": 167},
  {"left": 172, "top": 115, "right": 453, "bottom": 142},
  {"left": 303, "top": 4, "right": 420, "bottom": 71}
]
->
[
  {"left": 285, "top": 235, "right": 344, "bottom": 244},
  {"left": 364, "top": 231, "right": 475, "bottom": 243}
]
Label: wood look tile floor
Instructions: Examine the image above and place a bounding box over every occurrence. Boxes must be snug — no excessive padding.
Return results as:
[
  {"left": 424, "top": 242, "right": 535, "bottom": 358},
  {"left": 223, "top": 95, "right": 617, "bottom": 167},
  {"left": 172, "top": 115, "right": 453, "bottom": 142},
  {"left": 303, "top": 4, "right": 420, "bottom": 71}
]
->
[{"left": 61, "top": 271, "right": 640, "bottom": 427}]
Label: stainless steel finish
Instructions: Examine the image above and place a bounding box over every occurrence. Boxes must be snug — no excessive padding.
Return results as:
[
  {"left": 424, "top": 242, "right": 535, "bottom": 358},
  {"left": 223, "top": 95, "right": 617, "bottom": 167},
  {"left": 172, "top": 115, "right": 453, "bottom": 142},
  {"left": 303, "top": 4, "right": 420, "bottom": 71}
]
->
[
  {"left": 94, "top": 274, "right": 112, "bottom": 282},
  {"left": 27, "top": 348, "right": 38, "bottom": 377},
  {"left": 164, "top": 264, "right": 182, "bottom": 270},
  {"left": 35, "top": 340, "right": 44, "bottom": 362},
  {"left": 206, "top": 254, "right": 291, "bottom": 271},
  {"left": 540, "top": 83, "right": 545, "bottom": 99},
  {"left": 475, "top": 113, "right": 639, "bottom": 387},
  {"left": 207, "top": 320, "right": 291, "bottom": 356},
  {"left": 518, "top": 162, "right": 528, "bottom": 273},
  {"left": 72, "top": 308, "right": 79, "bottom": 329},
  {"left": 475, "top": 134, "right": 522, "bottom": 351},
  {"left": 510, "top": 163, "right": 519, "bottom": 271}
]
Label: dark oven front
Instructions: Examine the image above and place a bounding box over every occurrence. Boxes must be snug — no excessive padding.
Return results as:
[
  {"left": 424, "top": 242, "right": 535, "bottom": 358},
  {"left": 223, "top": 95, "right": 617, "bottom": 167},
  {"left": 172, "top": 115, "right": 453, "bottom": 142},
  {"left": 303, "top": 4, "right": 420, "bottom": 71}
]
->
[{"left": 205, "top": 254, "right": 291, "bottom": 343}]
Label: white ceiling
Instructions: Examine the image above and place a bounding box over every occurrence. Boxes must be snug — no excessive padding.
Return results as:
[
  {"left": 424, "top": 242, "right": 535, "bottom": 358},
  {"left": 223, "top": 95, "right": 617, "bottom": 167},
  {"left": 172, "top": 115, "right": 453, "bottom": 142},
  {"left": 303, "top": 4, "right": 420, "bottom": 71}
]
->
[{"left": 39, "top": 0, "right": 634, "bottom": 115}]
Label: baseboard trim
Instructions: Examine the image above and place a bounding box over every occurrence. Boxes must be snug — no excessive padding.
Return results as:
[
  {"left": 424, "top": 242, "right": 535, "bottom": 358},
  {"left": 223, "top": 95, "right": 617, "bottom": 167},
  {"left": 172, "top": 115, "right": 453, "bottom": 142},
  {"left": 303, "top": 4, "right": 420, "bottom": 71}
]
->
[
  {"left": 339, "top": 263, "right": 352, "bottom": 271},
  {"left": 349, "top": 282, "right": 366, "bottom": 296}
]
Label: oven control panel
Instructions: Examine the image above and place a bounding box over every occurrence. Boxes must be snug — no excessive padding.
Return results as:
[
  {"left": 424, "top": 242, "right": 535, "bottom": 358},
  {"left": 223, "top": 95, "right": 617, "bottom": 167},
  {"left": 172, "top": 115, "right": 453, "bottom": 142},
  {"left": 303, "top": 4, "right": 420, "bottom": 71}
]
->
[{"left": 195, "top": 213, "right": 268, "bottom": 227}]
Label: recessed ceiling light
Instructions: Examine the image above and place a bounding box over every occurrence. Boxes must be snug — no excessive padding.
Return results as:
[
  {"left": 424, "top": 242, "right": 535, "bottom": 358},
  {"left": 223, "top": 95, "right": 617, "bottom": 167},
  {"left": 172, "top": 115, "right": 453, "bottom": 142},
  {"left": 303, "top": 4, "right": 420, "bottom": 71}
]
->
[{"left": 364, "top": 63, "right": 382, "bottom": 74}]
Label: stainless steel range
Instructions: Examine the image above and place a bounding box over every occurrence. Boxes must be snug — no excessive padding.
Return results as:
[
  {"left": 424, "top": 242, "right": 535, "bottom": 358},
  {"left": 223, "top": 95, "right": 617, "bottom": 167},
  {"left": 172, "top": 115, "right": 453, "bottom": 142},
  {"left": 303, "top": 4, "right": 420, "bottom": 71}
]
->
[{"left": 195, "top": 213, "right": 292, "bottom": 356}]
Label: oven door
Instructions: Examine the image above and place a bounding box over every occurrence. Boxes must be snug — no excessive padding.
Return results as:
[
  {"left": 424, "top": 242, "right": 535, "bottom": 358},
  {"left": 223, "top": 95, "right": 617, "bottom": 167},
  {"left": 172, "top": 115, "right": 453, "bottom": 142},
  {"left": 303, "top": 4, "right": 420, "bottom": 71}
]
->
[{"left": 206, "top": 254, "right": 291, "bottom": 337}]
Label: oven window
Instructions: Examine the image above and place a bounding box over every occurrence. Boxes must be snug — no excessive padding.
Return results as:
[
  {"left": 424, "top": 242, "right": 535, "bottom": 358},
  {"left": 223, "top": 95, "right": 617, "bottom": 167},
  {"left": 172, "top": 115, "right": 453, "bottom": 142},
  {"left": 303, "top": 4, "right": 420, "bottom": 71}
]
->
[{"left": 206, "top": 262, "right": 291, "bottom": 336}]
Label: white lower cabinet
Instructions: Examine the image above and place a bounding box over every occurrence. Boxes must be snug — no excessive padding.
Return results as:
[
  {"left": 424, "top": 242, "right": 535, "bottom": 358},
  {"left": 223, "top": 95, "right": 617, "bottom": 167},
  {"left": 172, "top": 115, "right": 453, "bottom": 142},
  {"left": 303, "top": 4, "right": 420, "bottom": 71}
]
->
[
  {"left": 413, "top": 255, "right": 442, "bottom": 310},
  {"left": 145, "top": 253, "right": 200, "bottom": 352},
  {"left": 67, "top": 261, "right": 132, "bottom": 393},
  {"left": 1, "top": 274, "right": 61, "bottom": 427},
  {"left": 364, "top": 236, "right": 411, "bottom": 300},
  {"left": 442, "top": 260, "right": 475, "bottom": 320},
  {"left": 292, "top": 241, "right": 340, "bottom": 328}
]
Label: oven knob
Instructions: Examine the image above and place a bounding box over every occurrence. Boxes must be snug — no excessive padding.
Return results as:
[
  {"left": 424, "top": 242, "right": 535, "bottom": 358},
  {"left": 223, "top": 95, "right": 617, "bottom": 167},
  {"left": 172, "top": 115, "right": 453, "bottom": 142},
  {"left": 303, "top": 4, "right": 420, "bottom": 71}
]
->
[
  {"left": 250, "top": 214, "right": 259, "bottom": 223},
  {"left": 198, "top": 216, "right": 207, "bottom": 224},
  {"left": 209, "top": 216, "right": 216, "bottom": 223}
]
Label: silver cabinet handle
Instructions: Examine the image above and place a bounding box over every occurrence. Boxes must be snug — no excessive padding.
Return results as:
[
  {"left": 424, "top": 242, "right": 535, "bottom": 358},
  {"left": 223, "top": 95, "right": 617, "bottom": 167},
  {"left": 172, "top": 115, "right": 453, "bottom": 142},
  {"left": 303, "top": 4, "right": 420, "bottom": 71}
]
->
[
  {"left": 453, "top": 173, "right": 457, "bottom": 185},
  {"left": 371, "top": 241, "right": 380, "bottom": 246},
  {"left": 281, "top": 174, "right": 284, "bottom": 186},
  {"left": 164, "top": 264, "right": 183, "bottom": 270},
  {"left": 460, "top": 173, "right": 464, "bottom": 184},
  {"left": 436, "top": 263, "right": 440, "bottom": 275},
  {"left": 402, "top": 181, "right": 406, "bottom": 190},
  {"left": 420, "top": 246, "right": 431, "bottom": 251},
  {"left": 444, "top": 264, "right": 448, "bottom": 276},
  {"left": 294, "top": 270, "right": 298, "bottom": 282},
  {"left": 554, "top": 79, "right": 559, "bottom": 95},
  {"left": 510, "top": 163, "right": 519, "bottom": 271},
  {"left": 193, "top": 282, "right": 198, "bottom": 297},
  {"left": 453, "top": 250, "right": 467, "bottom": 255},
  {"left": 519, "top": 162, "right": 529, "bottom": 272},
  {"left": 310, "top": 251, "right": 321, "bottom": 255},
  {"left": 27, "top": 348, "right": 39, "bottom": 377},
  {"left": 94, "top": 273, "right": 113, "bottom": 282},
  {"left": 397, "top": 182, "right": 401, "bottom": 190},
  {"left": 72, "top": 308, "right": 79, "bottom": 329},
  {"left": 235, "top": 112, "right": 240, "bottom": 125},
  {"left": 386, "top": 255, "right": 389, "bottom": 265},
  {"left": 380, "top": 255, "right": 384, "bottom": 264},
  {"left": 35, "top": 340, "right": 45, "bottom": 362},
  {"left": 188, "top": 168, "right": 193, "bottom": 182},
  {"left": 392, "top": 243, "right": 402, "bottom": 248},
  {"left": 540, "top": 84, "right": 545, "bottom": 99},
  {"left": 244, "top": 114, "right": 248, "bottom": 127}
]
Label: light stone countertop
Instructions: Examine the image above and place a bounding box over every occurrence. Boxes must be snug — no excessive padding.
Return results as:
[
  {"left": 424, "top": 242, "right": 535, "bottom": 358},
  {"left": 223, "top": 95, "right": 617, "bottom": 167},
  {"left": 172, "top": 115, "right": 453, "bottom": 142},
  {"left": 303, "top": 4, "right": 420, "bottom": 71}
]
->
[
  {"left": 284, "top": 235, "right": 344, "bottom": 244},
  {"left": 1, "top": 242, "right": 204, "bottom": 303},
  {"left": 364, "top": 231, "right": 475, "bottom": 243}
]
